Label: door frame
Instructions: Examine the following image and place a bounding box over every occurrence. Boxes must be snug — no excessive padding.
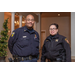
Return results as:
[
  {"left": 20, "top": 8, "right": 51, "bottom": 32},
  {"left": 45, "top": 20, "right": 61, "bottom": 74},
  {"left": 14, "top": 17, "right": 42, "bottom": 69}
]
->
[{"left": 41, "top": 30, "right": 46, "bottom": 48}]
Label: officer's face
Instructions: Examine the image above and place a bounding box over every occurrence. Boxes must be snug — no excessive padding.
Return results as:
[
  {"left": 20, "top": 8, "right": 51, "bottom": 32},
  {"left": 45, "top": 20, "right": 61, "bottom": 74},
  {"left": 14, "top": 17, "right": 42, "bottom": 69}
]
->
[
  {"left": 49, "top": 25, "right": 58, "bottom": 36},
  {"left": 25, "top": 15, "right": 35, "bottom": 29}
]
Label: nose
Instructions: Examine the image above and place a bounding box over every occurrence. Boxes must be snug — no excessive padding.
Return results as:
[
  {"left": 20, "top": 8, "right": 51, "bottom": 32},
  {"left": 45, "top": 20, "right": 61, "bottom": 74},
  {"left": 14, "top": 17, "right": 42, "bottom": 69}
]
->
[{"left": 29, "top": 20, "right": 32, "bottom": 22}]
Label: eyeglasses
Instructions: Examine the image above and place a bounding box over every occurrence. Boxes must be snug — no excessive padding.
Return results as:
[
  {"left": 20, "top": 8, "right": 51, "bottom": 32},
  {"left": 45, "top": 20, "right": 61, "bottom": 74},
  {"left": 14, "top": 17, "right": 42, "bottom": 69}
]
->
[
  {"left": 49, "top": 28, "right": 57, "bottom": 31},
  {"left": 26, "top": 19, "right": 34, "bottom": 22}
]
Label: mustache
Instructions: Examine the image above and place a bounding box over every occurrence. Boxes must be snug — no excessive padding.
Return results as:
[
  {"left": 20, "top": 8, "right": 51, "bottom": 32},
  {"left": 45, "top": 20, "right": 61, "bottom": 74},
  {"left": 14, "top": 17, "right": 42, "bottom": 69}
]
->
[{"left": 28, "top": 22, "right": 33, "bottom": 24}]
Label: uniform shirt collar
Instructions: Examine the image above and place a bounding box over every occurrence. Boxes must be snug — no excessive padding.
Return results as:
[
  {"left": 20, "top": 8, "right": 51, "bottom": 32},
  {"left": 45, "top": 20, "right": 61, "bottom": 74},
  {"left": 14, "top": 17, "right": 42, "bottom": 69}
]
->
[
  {"left": 47, "top": 33, "right": 59, "bottom": 40},
  {"left": 50, "top": 33, "right": 59, "bottom": 39},
  {"left": 24, "top": 25, "right": 35, "bottom": 33}
]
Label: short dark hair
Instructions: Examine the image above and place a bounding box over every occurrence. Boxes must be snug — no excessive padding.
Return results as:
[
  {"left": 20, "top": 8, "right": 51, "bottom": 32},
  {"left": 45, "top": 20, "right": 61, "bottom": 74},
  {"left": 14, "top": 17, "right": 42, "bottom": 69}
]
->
[{"left": 49, "top": 23, "right": 59, "bottom": 29}]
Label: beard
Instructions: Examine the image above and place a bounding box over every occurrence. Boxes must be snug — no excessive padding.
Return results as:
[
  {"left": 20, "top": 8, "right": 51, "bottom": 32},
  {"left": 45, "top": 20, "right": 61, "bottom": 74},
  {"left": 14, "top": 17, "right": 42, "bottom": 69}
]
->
[{"left": 26, "top": 23, "right": 34, "bottom": 29}]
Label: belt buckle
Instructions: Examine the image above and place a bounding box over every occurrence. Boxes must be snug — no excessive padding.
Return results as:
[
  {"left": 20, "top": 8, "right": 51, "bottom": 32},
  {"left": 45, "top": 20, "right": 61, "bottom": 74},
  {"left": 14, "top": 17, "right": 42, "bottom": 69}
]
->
[{"left": 29, "top": 56, "right": 32, "bottom": 60}]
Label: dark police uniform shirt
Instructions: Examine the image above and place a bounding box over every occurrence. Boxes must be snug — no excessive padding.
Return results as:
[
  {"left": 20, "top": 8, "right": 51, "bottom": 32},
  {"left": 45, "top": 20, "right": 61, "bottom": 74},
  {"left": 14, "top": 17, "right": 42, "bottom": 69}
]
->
[
  {"left": 8, "top": 26, "right": 39, "bottom": 57},
  {"left": 41, "top": 33, "right": 71, "bottom": 62}
]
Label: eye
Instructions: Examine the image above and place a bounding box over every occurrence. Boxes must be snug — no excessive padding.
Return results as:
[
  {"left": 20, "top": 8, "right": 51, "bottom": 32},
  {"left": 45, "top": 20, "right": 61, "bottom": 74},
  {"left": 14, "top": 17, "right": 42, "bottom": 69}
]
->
[
  {"left": 31, "top": 19, "right": 34, "bottom": 21},
  {"left": 53, "top": 28, "right": 55, "bottom": 30},
  {"left": 27, "top": 19, "right": 30, "bottom": 21}
]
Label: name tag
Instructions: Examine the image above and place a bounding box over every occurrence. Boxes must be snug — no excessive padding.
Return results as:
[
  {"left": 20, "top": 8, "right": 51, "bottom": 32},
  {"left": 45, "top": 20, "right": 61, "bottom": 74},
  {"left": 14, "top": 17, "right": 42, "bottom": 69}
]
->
[{"left": 23, "top": 36, "right": 27, "bottom": 38}]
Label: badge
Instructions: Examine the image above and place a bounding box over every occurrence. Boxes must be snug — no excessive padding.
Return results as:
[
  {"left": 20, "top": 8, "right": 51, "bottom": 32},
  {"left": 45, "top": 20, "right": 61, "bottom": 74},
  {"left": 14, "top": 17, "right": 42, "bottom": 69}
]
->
[
  {"left": 65, "top": 38, "right": 69, "bottom": 44},
  {"left": 55, "top": 39, "right": 58, "bottom": 42},
  {"left": 11, "top": 32, "right": 15, "bottom": 37},
  {"left": 34, "top": 34, "right": 37, "bottom": 39},
  {"left": 24, "top": 30, "right": 26, "bottom": 31},
  {"left": 46, "top": 40, "right": 49, "bottom": 42}
]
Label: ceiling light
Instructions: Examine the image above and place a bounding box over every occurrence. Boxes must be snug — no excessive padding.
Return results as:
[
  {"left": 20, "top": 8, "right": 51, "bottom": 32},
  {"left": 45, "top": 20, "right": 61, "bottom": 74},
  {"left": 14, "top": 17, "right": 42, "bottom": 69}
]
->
[
  {"left": 58, "top": 14, "right": 60, "bottom": 16},
  {"left": 22, "top": 21, "right": 25, "bottom": 23},
  {"left": 14, "top": 21, "right": 16, "bottom": 23},
  {"left": 15, "top": 12, "right": 19, "bottom": 16}
]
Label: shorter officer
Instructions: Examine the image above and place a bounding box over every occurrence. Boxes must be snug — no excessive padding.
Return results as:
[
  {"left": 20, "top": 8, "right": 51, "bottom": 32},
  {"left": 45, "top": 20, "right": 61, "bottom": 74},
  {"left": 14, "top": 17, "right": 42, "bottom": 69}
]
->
[
  {"left": 41, "top": 23, "right": 71, "bottom": 62},
  {"left": 8, "top": 14, "right": 39, "bottom": 62}
]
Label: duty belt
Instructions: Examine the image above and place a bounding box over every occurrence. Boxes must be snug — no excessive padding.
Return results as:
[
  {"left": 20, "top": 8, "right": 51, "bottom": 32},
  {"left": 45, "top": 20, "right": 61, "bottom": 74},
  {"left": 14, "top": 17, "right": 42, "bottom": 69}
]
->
[
  {"left": 13, "top": 55, "right": 37, "bottom": 62},
  {"left": 48, "top": 58, "right": 66, "bottom": 62}
]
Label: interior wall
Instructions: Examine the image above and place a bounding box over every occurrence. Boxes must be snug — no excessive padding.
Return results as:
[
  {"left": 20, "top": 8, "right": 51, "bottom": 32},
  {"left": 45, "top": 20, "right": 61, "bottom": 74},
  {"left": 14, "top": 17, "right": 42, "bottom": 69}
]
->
[
  {"left": 4, "top": 12, "right": 11, "bottom": 35},
  {"left": 18, "top": 12, "right": 38, "bottom": 22},
  {"left": 36, "top": 14, "right": 41, "bottom": 49},
  {"left": 15, "top": 16, "right": 19, "bottom": 29},
  {"left": 41, "top": 17, "right": 71, "bottom": 45},
  {"left": 0, "top": 12, "right": 4, "bottom": 33},
  {"left": 71, "top": 12, "right": 75, "bottom": 57}
]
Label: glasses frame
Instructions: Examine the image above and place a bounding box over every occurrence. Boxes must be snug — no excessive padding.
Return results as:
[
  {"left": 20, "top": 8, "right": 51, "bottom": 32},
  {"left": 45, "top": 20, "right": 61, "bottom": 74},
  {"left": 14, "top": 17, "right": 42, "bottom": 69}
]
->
[
  {"left": 26, "top": 19, "right": 34, "bottom": 22},
  {"left": 49, "top": 28, "right": 57, "bottom": 31}
]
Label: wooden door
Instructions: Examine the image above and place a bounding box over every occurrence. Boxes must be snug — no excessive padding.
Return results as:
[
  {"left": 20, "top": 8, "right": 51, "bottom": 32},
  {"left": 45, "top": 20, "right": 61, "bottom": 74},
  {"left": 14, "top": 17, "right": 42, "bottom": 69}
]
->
[{"left": 41, "top": 30, "right": 46, "bottom": 48}]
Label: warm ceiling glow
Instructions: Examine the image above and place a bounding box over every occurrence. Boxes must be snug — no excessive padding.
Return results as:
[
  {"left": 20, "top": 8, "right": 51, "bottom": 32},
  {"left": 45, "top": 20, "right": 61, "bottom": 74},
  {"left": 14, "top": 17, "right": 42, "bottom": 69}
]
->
[
  {"left": 14, "top": 21, "right": 16, "bottom": 23},
  {"left": 22, "top": 21, "right": 25, "bottom": 23},
  {"left": 14, "top": 21, "right": 25, "bottom": 24},
  {"left": 58, "top": 14, "right": 60, "bottom": 16}
]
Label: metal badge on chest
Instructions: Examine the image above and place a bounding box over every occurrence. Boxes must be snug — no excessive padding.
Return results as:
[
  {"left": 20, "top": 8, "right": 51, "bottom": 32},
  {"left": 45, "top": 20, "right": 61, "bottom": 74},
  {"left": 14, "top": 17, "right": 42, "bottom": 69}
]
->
[
  {"left": 55, "top": 39, "right": 59, "bottom": 42},
  {"left": 34, "top": 34, "right": 37, "bottom": 39}
]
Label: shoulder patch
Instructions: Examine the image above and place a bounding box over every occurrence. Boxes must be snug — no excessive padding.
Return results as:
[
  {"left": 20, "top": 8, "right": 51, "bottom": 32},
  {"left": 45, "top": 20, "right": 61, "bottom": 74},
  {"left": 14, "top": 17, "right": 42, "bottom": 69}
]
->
[
  {"left": 11, "top": 32, "right": 15, "bottom": 37},
  {"left": 65, "top": 38, "right": 69, "bottom": 44}
]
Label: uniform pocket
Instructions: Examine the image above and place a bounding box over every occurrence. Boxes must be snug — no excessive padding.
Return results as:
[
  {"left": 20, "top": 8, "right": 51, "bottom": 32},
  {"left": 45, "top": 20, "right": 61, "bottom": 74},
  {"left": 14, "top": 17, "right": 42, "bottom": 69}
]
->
[
  {"left": 17, "top": 38, "right": 29, "bottom": 48},
  {"left": 34, "top": 39, "right": 39, "bottom": 42},
  {"left": 34, "top": 38, "right": 39, "bottom": 48}
]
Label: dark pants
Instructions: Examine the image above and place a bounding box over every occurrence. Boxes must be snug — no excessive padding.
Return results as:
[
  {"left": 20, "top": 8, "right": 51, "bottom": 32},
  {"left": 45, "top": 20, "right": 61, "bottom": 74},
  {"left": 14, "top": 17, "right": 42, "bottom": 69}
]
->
[{"left": 20, "top": 58, "right": 37, "bottom": 62}]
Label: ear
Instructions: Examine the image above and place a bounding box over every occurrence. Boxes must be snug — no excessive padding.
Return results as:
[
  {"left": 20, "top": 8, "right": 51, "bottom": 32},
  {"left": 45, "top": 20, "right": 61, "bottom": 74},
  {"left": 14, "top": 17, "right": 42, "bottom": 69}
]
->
[
  {"left": 57, "top": 29, "right": 58, "bottom": 32},
  {"left": 25, "top": 19, "right": 26, "bottom": 23},
  {"left": 33, "top": 20, "right": 35, "bottom": 23}
]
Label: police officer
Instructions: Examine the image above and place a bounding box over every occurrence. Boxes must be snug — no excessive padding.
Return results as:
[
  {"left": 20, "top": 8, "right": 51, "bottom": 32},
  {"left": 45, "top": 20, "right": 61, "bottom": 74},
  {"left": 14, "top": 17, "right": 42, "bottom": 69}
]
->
[
  {"left": 41, "top": 23, "right": 71, "bottom": 62},
  {"left": 8, "top": 14, "right": 39, "bottom": 62}
]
